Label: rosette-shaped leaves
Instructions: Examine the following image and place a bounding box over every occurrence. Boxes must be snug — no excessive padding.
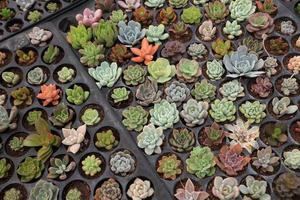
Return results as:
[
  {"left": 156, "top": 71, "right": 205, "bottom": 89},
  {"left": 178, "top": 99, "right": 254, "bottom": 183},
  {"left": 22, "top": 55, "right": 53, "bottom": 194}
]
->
[
  {"left": 17, "top": 157, "right": 44, "bottom": 182},
  {"left": 145, "top": 0, "right": 165, "bottom": 8},
  {"left": 110, "top": 150, "right": 135, "bottom": 176},
  {"left": 0, "top": 158, "right": 10, "bottom": 179},
  {"left": 47, "top": 155, "right": 76, "bottom": 180},
  {"left": 110, "top": 10, "right": 127, "bottom": 24},
  {"left": 94, "top": 178, "right": 122, "bottom": 200},
  {"left": 75, "top": 8, "right": 102, "bottom": 27},
  {"left": 66, "top": 25, "right": 92, "bottom": 49},
  {"left": 29, "top": 180, "right": 59, "bottom": 200},
  {"left": 111, "top": 87, "right": 130, "bottom": 103},
  {"left": 27, "top": 67, "right": 45, "bottom": 85},
  {"left": 137, "top": 124, "right": 164, "bottom": 155},
  {"left": 2, "top": 71, "right": 20, "bottom": 86},
  {"left": 62, "top": 124, "right": 86, "bottom": 154},
  {"left": 150, "top": 100, "right": 179, "bottom": 130},
  {"left": 133, "top": 6, "right": 152, "bottom": 26},
  {"left": 239, "top": 176, "right": 271, "bottom": 200},
  {"left": 180, "top": 99, "right": 209, "bottom": 127},
  {"left": 79, "top": 42, "right": 105, "bottom": 67},
  {"left": 191, "top": 79, "right": 216, "bottom": 102},
  {"left": 122, "top": 106, "right": 148, "bottom": 132},
  {"left": 136, "top": 78, "right": 162, "bottom": 106},
  {"left": 117, "top": 0, "right": 141, "bottom": 11},
  {"left": 165, "top": 81, "right": 190, "bottom": 106},
  {"left": 281, "top": 77, "right": 299, "bottom": 96},
  {"left": 202, "top": 123, "right": 227, "bottom": 147},
  {"left": 274, "top": 172, "right": 300, "bottom": 199},
  {"left": 36, "top": 84, "right": 61, "bottom": 107},
  {"left": 0, "top": 106, "right": 18, "bottom": 133},
  {"left": 168, "top": 0, "right": 188, "bottom": 8},
  {"left": 223, "top": 20, "right": 243, "bottom": 39},
  {"left": 95, "top": 129, "right": 118, "bottom": 150},
  {"left": 284, "top": 149, "right": 300, "bottom": 170},
  {"left": 123, "top": 65, "right": 146, "bottom": 86},
  {"left": 82, "top": 155, "right": 102, "bottom": 176},
  {"left": 246, "top": 12, "right": 274, "bottom": 39},
  {"left": 81, "top": 109, "right": 101, "bottom": 126},
  {"left": 148, "top": 58, "right": 176, "bottom": 83},
  {"left": 209, "top": 99, "right": 236, "bottom": 122},
  {"left": 206, "top": 59, "right": 225, "bottom": 80},
  {"left": 11, "top": 87, "right": 33, "bottom": 107},
  {"left": 161, "top": 41, "right": 185, "bottom": 63},
  {"left": 28, "top": 27, "right": 52, "bottom": 47},
  {"left": 187, "top": 43, "right": 207, "bottom": 60},
  {"left": 198, "top": 20, "right": 217, "bottom": 41},
  {"left": 212, "top": 38, "right": 231, "bottom": 58},
  {"left": 175, "top": 178, "right": 209, "bottom": 200},
  {"left": 57, "top": 67, "right": 75, "bottom": 83},
  {"left": 250, "top": 76, "right": 273, "bottom": 98},
  {"left": 239, "top": 101, "right": 266, "bottom": 123},
  {"left": 110, "top": 44, "right": 132, "bottom": 64},
  {"left": 158, "top": 7, "right": 177, "bottom": 25},
  {"left": 272, "top": 97, "right": 298, "bottom": 117},
  {"left": 93, "top": 20, "right": 118, "bottom": 48},
  {"left": 130, "top": 38, "right": 159, "bottom": 65},
  {"left": 252, "top": 146, "right": 280, "bottom": 173},
  {"left": 127, "top": 178, "right": 154, "bottom": 200},
  {"left": 186, "top": 146, "right": 216, "bottom": 178},
  {"left": 229, "top": 0, "right": 256, "bottom": 22},
  {"left": 117, "top": 20, "right": 146, "bottom": 46},
  {"left": 212, "top": 177, "right": 240, "bottom": 200},
  {"left": 66, "top": 85, "right": 89, "bottom": 105},
  {"left": 169, "top": 128, "right": 195, "bottom": 152},
  {"left": 157, "top": 154, "right": 182, "bottom": 180},
  {"left": 181, "top": 6, "right": 202, "bottom": 24},
  {"left": 176, "top": 58, "right": 201, "bottom": 83},
  {"left": 146, "top": 24, "right": 169, "bottom": 45},
  {"left": 204, "top": 1, "right": 229, "bottom": 23},
  {"left": 219, "top": 80, "right": 245, "bottom": 101}
]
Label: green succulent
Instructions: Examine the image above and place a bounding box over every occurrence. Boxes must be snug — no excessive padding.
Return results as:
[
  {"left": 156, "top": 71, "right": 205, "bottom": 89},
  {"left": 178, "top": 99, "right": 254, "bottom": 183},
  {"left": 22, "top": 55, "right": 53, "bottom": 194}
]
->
[
  {"left": 57, "top": 67, "right": 75, "bottom": 83},
  {"left": 193, "top": 0, "right": 207, "bottom": 4},
  {"left": 169, "top": 128, "right": 195, "bottom": 152},
  {"left": 264, "top": 123, "right": 288, "bottom": 146},
  {"left": 223, "top": 20, "right": 243, "bottom": 39},
  {"left": 11, "top": 87, "right": 33, "bottom": 106},
  {"left": 146, "top": 24, "right": 169, "bottom": 45},
  {"left": 2, "top": 71, "right": 20, "bottom": 86},
  {"left": 191, "top": 79, "right": 216, "bottom": 102},
  {"left": 26, "top": 110, "right": 42, "bottom": 125},
  {"left": 81, "top": 155, "right": 102, "bottom": 176},
  {"left": 66, "top": 25, "right": 92, "bottom": 49},
  {"left": 93, "top": 20, "right": 118, "bottom": 48},
  {"left": 206, "top": 59, "right": 225, "bottom": 80},
  {"left": 110, "top": 10, "right": 127, "bottom": 24},
  {"left": 209, "top": 98, "right": 236, "bottom": 122},
  {"left": 150, "top": 100, "right": 179, "bottom": 130},
  {"left": 284, "top": 149, "right": 300, "bottom": 170},
  {"left": 27, "top": 67, "right": 45, "bottom": 85},
  {"left": 0, "top": 158, "right": 11, "bottom": 178},
  {"left": 9, "top": 136, "right": 24, "bottom": 151},
  {"left": 242, "top": 37, "right": 264, "bottom": 55},
  {"left": 180, "top": 99, "right": 209, "bottom": 127},
  {"left": 123, "top": 65, "right": 146, "bottom": 86},
  {"left": 47, "top": 155, "right": 76, "bottom": 180},
  {"left": 29, "top": 180, "right": 59, "bottom": 200},
  {"left": 212, "top": 38, "right": 231, "bottom": 58},
  {"left": 187, "top": 43, "right": 208, "bottom": 60},
  {"left": 239, "top": 176, "right": 271, "bottom": 200},
  {"left": 0, "top": 8, "right": 15, "bottom": 20},
  {"left": 169, "top": 0, "right": 188, "bottom": 8},
  {"left": 204, "top": 1, "right": 229, "bottom": 22},
  {"left": 186, "top": 146, "right": 216, "bottom": 178},
  {"left": 239, "top": 101, "right": 267, "bottom": 123},
  {"left": 229, "top": 0, "right": 256, "bottom": 21},
  {"left": 181, "top": 6, "right": 202, "bottom": 24},
  {"left": 46, "top": 2, "right": 59, "bottom": 12},
  {"left": 66, "top": 188, "right": 82, "bottom": 200},
  {"left": 17, "top": 157, "right": 44, "bottom": 182},
  {"left": 27, "top": 10, "right": 42, "bottom": 23},
  {"left": 145, "top": 0, "right": 165, "bottom": 8},
  {"left": 157, "top": 154, "right": 182, "bottom": 180},
  {"left": 148, "top": 58, "right": 176, "bottom": 83},
  {"left": 219, "top": 79, "right": 245, "bottom": 101},
  {"left": 81, "top": 108, "right": 101, "bottom": 126},
  {"left": 95, "top": 129, "right": 119, "bottom": 150},
  {"left": 3, "top": 188, "right": 22, "bottom": 200},
  {"left": 111, "top": 87, "right": 130, "bottom": 103},
  {"left": 66, "top": 85, "right": 89, "bottom": 105},
  {"left": 122, "top": 106, "right": 148, "bottom": 132},
  {"left": 176, "top": 58, "right": 201, "bottom": 83},
  {"left": 49, "top": 103, "right": 74, "bottom": 127},
  {"left": 78, "top": 42, "right": 105, "bottom": 67},
  {"left": 43, "top": 45, "right": 60, "bottom": 64}
]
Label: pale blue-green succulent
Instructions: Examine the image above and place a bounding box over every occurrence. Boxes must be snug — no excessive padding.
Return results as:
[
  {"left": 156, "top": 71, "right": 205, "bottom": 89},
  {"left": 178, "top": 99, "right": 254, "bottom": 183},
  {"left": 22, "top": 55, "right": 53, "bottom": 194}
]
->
[
  {"left": 192, "top": 0, "right": 207, "bottom": 5},
  {"left": 209, "top": 98, "right": 236, "bottom": 122},
  {"left": 191, "top": 79, "right": 216, "bottom": 102},
  {"left": 239, "top": 176, "right": 271, "bottom": 200},
  {"left": 29, "top": 180, "right": 59, "bottom": 200},
  {"left": 206, "top": 59, "right": 225, "bottom": 80},
  {"left": 146, "top": 24, "right": 169, "bottom": 45},
  {"left": 180, "top": 99, "right": 209, "bottom": 127},
  {"left": 229, "top": 0, "right": 256, "bottom": 21},
  {"left": 117, "top": 20, "right": 146, "bottom": 46},
  {"left": 187, "top": 43, "right": 207, "bottom": 60},
  {"left": 27, "top": 67, "right": 45, "bottom": 85},
  {"left": 272, "top": 97, "right": 298, "bottom": 117},
  {"left": 223, "top": 20, "right": 243, "bottom": 39},
  {"left": 144, "top": 0, "right": 165, "bottom": 8},
  {"left": 239, "top": 101, "right": 266, "bottom": 123},
  {"left": 165, "top": 81, "right": 190, "bottom": 106},
  {"left": 283, "top": 149, "right": 300, "bottom": 170},
  {"left": 219, "top": 79, "right": 245, "bottom": 101}
]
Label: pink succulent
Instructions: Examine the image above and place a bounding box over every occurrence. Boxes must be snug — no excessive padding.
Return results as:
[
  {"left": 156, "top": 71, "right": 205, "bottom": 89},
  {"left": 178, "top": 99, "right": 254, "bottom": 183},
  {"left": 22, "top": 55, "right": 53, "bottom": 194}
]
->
[
  {"left": 75, "top": 8, "right": 102, "bottom": 27},
  {"left": 117, "top": 0, "right": 141, "bottom": 12},
  {"left": 175, "top": 179, "right": 209, "bottom": 200}
]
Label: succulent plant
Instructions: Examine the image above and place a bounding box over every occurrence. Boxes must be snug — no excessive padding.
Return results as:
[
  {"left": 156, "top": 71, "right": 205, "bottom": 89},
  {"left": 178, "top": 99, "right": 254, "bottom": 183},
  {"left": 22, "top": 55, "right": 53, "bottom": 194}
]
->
[
  {"left": 267, "top": 37, "right": 289, "bottom": 56},
  {"left": 46, "top": 2, "right": 59, "bottom": 12},
  {"left": 0, "top": 51, "right": 7, "bottom": 65},
  {"left": 17, "top": 157, "right": 44, "bottom": 182},
  {"left": 169, "top": 128, "right": 195, "bottom": 152},
  {"left": 176, "top": 58, "right": 201, "bottom": 83},
  {"left": 47, "top": 155, "right": 76, "bottom": 180},
  {"left": 250, "top": 76, "right": 273, "bottom": 98},
  {"left": 284, "top": 149, "right": 300, "bottom": 170},
  {"left": 191, "top": 79, "right": 216, "bottom": 102},
  {"left": 181, "top": 6, "right": 202, "bottom": 24},
  {"left": 75, "top": 8, "right": 102, "bottom": 27},
  {"left": 193, "top": 0, "right": 207, "bottom": 4},
  {"left": 110, "top": 150, "right": 135, "bottom": 176},
  {"left": 272, "top": 97, "right": 298, "bottom": 117},
  {"left": 123, "top": 65, "right": 146, "bottom": 86},
  {"left": 264, "top": 123, "right": 287, "bottom": 146},
  {"left": 246, "top": 12, "right": 274, "bottom": 39},
  {"left": 175, "top": 178, "right": 209, "bottom": 200},
  {"left": 158, "top": 7, "right": 177, "bottom": 25},
  {"left": 49, "top": 103, "right": 74, "bottom": 127},
  {"left": 239, "top": 101, "right": 267, "bottom": 123},
  {"left": 180, "top": 99, "right": 209, "bottom": 127},
  {"left": 225, "top": 118, "right": 259, "bottom": 153},
  {"left": 93, "top": 20, "right": 118, "bottom": 48},
  {"left": 82, "top": 154, "right": 102, "bottom": 176},
  {"left": 117, "top": 0, "right": 141, "bottom": 11},
  {"left": 95, "top": 129, "right": 118, "bottom": 150},
  {"left": 11, "top": 87, "right": 33, "bottom": 107},
  {"left": 168, "top": 0, "right": 188, "bottom": 8},
  {"left": 256, "top": 0, "right": 277, "bottom": 15},
  {"left": 27, "top": 67, "right": 46, "bottom": 85},
  {"left": 122, "top": 106, "right": 148, "bottom": 132},
  {"left": 111, "top": 87, "right": 130, "bottom": 103},
  {"left": 219, "top": 79, "right": 245, "bottom": 101},
  {"left": 27, "top": 10, "right": 42, "bottom": 23},
  {"left": 29, "top": 180, "right": 59, "bottom": 200},
  {"left": 274, "top": 172, "right": 300, "bottom": 199},
  {"left": 229, "top": 0, "right": 256, "bottom": 21},
  {"left": 16, "top": 49, "right": 37, "bottom": 66},
  {"left": 223, "top": 20, "right": 243, "bottom": 39},
  {"left": 215, "top": 144, "right": 251, "bottom": 176},
  {"left": 9, "top": 136, "right": 24, "bottom": 151},
  {"left": 95, "top": 0, "right": 116, "bottom": 12},
  {"left": 187, "top": 43, "right": 207, "bottom": 60},
  {"left": 37, "top": 84, "right": 61, "bottom": 106},
  {"left": 62, "top": 124, "right": 86, "bottom": 154},
  {"left": 66, "top": 25, "right": 92, "bottom": 49},
  {"left": 150, "top": 100, "right": 179, "bottom": 130},
  {"left": 43, "top": 45, "right": 60, "bottom": 64},
  {"left": 145, "top": 0, "right": 164, "bottom": 7},
  {"left": 117, "top": 20, "right": 146, "bottom": 46},
  {"left": 0, "top": 7, "right": 15, "bottom": 20},
  {"left": 186, "top": 146, "right": 216, "bottom": 178},
  {"left": 94, "top": 178, "right": 122, "bottom": 200},
  {"left": 109, "top": 44, "right": 132, "bottom": 64},
  {"left": 57, "top": 67, "right": 75, "bottom": 83},
  {"left": 241, "top": 37, "right": 263, "bottom": 56},
  {"left": 205, "top": 1, "right": 229, "bottom": 23},
  {"left": 133, "top": 6, "right": 152, "bottom": 26},
  {"left": 264, "top": 56, "right": 278, "bottom": 77},
  {"left": 296, "top": 37, "right": 300, "bottom": 48},
  {"left": 239, "top": 176, "right": 270, "bottom": 200},
  {"left": 0, "top": 94, "right": 5, "bottom": 106},
  {"left": 212, "top": 177, "right": 240, "bottom": 200},
  {"left": 0, "top": 106, "right": 18, "bottom": 133},
  {"left": 161, "top": 41, "right": 185, "bottom": 63},
  {"left": 127, "top": 178, "right": 154, "bottom": 200},
  {"left": 165, "top": 81, "right": 190, "bottom": 106},
  {"left": 205, "top": 59, "right": 224, "bottom": 80},
  {"left": 280, "top": 20, "right": 295, "bottom": 35},
  {"left": 16, "top": 0, "right": 35, "bottom": 11},
  {"left": 148, "top": 58, "right": 176, "bottom": 83},
  {"left": 110, "top": 10, "right": 127, "bottom": 24},
  {"left": 212, "top": 38, "right": 231, "bottom": 58},
  {"left": 169, "top": 22, "right": 191, "bottom": 42},
  {"left": 66, "top": 188, "right": 82, "bottom": 200},
  {"left": 28, "top": 27, "right": 52, "bottom": 47},
  {"left": 78, "top": 42, "right": 105, "bottom": 67},
  {"left": 136, "top": 78, "right": 162, "bottom": 106},
  {"left": 0, "top": 158, "right": 11, "bottom": 178},
  {"left": 198, "top": 20, "right": 217, "bottom": 41},
  {"left": 146, "top": 24, "right": 169, "bottom": 45},
  {"left": 26, "top": 110, "right": 42, "bottom": 126},
  {"left": 137, "top": 124, "right": 164, "bottom": 155},
  {"left": 157, "top": 154, "right": 182, "bottom": 180},
  {"left": 281, "top": 77, "right": 299, "bottom": 96},
  {"left": 131, "top": 38, "right": 159, "bottom": 65},
  {"left": 287, "top": 56, "right": 300, "bottom": 74},
  {"left": 81, "top": 108, "right": 101, "bottom": 126},
  {"left": 3, "top": 188, "right": 22, "bottom": 200},
  {"left": 202, "top": 123, "right": 227, "bottom": 147},
  {"left": 1, "top": 71, "right": 20, "bottom": 86},
  {"left": 252, "top": 146, "right": 280, "bottom": 173}
]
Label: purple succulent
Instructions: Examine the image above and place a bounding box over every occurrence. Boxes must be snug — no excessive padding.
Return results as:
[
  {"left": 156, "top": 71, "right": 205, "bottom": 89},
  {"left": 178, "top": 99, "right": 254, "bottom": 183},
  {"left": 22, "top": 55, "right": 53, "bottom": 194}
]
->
[
  {"left": 76, "top": 8, "right": 102, "bottom": 27},
  {"left": 161, "top": 41, "right": 186, "bottom": 63},
  {"left": 117, "top": 0, "right": 141, "bottom": 12}
]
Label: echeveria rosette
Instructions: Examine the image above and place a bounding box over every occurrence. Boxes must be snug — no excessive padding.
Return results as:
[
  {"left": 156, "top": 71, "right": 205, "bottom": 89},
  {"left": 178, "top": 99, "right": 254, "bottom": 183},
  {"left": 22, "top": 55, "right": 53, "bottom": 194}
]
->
[
  {"left": 123, "top": 65, "right": 146, "bottom": 86},
  {"left": 117, "top": 20, "right": 146, "bottom": 46},
  {"left": 246, "top": 12, "right": 275, "bottom": 39},
  {"left": 176, "top": 58, "right": 201, "bottom": 83},
  {"left": 209, "top": 98, "right": 236, "bottom": 122},
  {"left": 206, "top": 59, "right": 225, "bottom": 80},
  {"left": 219, "top": 79, "right": 245, "bottom": 101},
  {"left": 186, "top": 146, "right": 216, "bottom": 178},
  {"left": 229, "top": 0, "right": 256, "bottom": 22},
  {"left": 29, "top": 180, "right": 59, "bottom": 200},
  {"left": 239, "top": 176, "right": 271, "bottom": 200},
  {"left": 157, "top": 154, "right": 182, "bottom": 180},
  {"left": 137, "top": 124, "right": 164, "bottom": 155},
  {"left": 146, "top": 24, "right": 169, "bottom": 45},
  {"left": 17, "top": 157, "right": 45, "bottom": 183},
  {"left": 252, "top": 146, "right": 280, "bottom": 173},
  {"left": 150, "top": 100, "right": 179, "bottom": 130},
  {"left": 136, "top": 78, "right": 162, "bottom": 106},
  {"left": 180, "top": 99, "right": 209, "bottom": 127},
  {"left": 181, "top": 6, "right": 202, "bottom": 24},
  {"left": 272, "top": 97, "right": 298, "bottom": 118},
  {"left": 284, "top": 149, "right": 300, "bottom": 170},
  {"left": 239, "top": 101, "right": 267, "bottom": 124},
  {"left": 168, "top": 0, "right": 188, "bottom": 8},
  {"left": 165, "top": 81, "right": 190, "bottom": 106},
  {"left": 212, "top": 176, "right": 240, "bottom": 200},
  {"left": 122, "top": 106, "right": 148, "bottom": 132},
  {"left": 169, "top": 128, "right": 195, "bottom": 153},
  {"left": 148, "top": 58, "right": 176, "bottom": 83},
  {"left": 191, "top": 79, "right": 216, "bottom": 102},
  {"left": 223, "top": 20, "right": 243, "bottom": 39},
  {"left": 145, "top": 0, "right": 165, "bottom": 8}
]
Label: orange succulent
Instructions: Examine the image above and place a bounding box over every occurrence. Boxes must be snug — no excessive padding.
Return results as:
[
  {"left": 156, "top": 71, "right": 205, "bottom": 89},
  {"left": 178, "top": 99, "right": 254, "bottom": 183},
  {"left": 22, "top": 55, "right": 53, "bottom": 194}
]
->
[
  {"left": 130, "top": 38, "right": 159, "bottom": 65},
  {"left": 37, "top": 84, "right": 61, "bottom": 106}
]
